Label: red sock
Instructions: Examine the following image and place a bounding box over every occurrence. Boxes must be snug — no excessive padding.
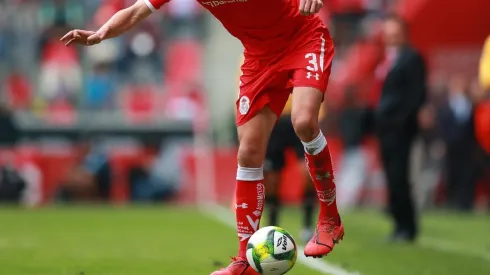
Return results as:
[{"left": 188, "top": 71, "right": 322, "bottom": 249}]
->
[
  {"left": 303, "top": 133, "right": 339, "bottom": 220},
  {"left": 235, "top": 166, "right": 265, "bottom": 258}
]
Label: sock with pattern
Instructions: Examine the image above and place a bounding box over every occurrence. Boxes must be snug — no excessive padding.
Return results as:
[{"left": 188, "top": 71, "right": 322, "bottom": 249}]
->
[
  {"left": 235, "top": 166, "right": 265, "bottom": 257},
  {"left": 302, "top": 131, "right": 339, "bottom": 219}
]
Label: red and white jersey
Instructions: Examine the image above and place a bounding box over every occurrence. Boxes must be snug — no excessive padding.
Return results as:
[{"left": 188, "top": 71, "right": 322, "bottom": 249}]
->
[{"left": 144, "top": 0, "right": 327, "bottom": 58}]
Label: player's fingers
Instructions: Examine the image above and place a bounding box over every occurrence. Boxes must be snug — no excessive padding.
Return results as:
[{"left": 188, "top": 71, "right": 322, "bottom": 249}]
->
[
  {"left": 303, "top": 0, "right": 312, "bottom": 15},
  {"left": 76, "top": 30, "right": 94, "bottom": 37},
  {"left": 60, "top": 31, "right": 74, "bottom": 42},
  {"left": 309, "top": 1, "right": 316, "bottom": 14},
  {"left": 65, "top": 38, "right": 76, "bottom": 46},
  {"left": 299, "top": 0, "right": 307, "bottom": 15},
  {"left": 315, "top": 0, "right": 323, "bottom": 13},
  {"left": 307, "top": 0, "right": 314, "bottom": 15}
]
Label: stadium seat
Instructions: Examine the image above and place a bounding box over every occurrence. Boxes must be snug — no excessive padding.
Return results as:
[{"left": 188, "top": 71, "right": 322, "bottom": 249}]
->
[
  {"left": 120, "top": 85, "right": 159, "bottom": 123},
  {"left": 164, "top": 39, "right": 202, "bottom": 88}
]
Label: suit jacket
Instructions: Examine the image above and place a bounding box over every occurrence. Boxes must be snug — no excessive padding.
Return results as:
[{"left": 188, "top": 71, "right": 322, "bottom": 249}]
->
[
  {"left": 375, "top": 46, "right": 427, "bottom": 136},
  {"left": 438, "top": 101, "right": 476, "bottom": 155}
]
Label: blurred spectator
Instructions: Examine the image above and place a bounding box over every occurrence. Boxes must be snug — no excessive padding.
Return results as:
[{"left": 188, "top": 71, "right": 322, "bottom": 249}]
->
[
  {"left": 374, "top": 15, "right": 426, "bottom": 242},
  {"left": 83, "top": 62, "right": 118, "bottom": 110},
  {"left": 38, "top": 16, "right": 82, "bottom": 106},
  {"left": 37, "top": 0, "right": 84, "bottom": 31},
  {"left": 165, "top": 0, "right": 205, "bottom": 40},
  {"left": 3, "top": 71, "right": 32, "bottom": 110},
  {"left": 55, "top": 137, "right": 112, "bottom": 202},
  {"left": 117, "top": 22, "right": 163, "bottom": 84},
  {"left": 164, "top": 82, "right": 204, "bottom": 120},
  {"left": 336, "top": 85, "right": 371, "bottom": 211},
  {"left": 0, "top": 103, "right": 20, "bottom": 146},
  {"left": 129, "top": 139, "right": 186, "bottom": 202},
  {"left": 0, "top": 150, "right": 26, "bottom": 204},
  {"left": 412, "top": 103, "right": 444, "bottom": 209},
  {"left": 17, "top": 154, "right": 43, "bottom": 207},
  {"left": 327, "top": 0, "right": 366, "bottom": 50},
  {"left": 437, "top": 75, "right": 477, "bottom": 211}
]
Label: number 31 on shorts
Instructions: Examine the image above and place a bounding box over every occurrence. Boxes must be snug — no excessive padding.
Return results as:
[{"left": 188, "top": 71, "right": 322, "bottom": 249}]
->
[{"left": 305, "top": 52, "right": 324, "bottom": 80}]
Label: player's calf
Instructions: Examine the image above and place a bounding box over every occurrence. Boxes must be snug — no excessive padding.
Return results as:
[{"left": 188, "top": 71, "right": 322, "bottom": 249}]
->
[
  {"left": 301, "top": 131, "right": 344, "bottom": 257},
  {"left": 233, "top": 107, "right": 276, "bottom": 258},
  {"left": 290, "top": 88, "right": 344, "bottom": 256}
]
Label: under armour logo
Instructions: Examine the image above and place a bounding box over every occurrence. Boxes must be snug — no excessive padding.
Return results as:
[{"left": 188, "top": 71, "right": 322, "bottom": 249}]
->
[
  {"left": 236, "top": 203, "right": 248, "bottom": 209},
  {"left": 307, "top": 72, "right": 320, "bottom": 80}
]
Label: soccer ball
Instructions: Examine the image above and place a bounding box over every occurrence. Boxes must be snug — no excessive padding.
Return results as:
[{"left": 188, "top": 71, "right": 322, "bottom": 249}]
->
[{"left": 246, "top": 226, "right": 297, "bottom": 275}]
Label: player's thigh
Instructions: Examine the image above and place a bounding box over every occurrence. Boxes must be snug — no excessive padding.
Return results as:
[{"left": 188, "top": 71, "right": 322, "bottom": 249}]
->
[
  {"left": 290, "top": 28, "right": 333, "bottom": 92},
  {"left": 236, "top": 60, "right": 292, "bottom": 167},
  {"left": 289, "top": 30, "right": 334, "bottom": 126},
  {"left": 237, "top": 60, "right": 290, "bottom": 127},
  {"left": 237, "top": 107, "right": 277, "bottom": 166}
]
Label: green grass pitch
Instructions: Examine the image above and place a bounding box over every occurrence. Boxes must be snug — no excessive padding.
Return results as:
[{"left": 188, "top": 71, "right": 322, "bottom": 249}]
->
[{"left": 0, "top": 206, "right": 489, "bottom": 275}]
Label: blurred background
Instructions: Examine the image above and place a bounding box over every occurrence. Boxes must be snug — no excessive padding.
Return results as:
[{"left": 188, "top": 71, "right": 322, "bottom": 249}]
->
[{"left": 0, "top": 0, "right": 490, "bottom": 275}]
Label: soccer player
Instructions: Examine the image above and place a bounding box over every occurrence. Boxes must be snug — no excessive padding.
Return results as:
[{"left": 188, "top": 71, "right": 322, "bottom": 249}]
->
[
  {"left": 236, "top": 57, "right": 324, "bottom": 244},
  {"left": 61, "top": 0, "right": 343, "bottom": 274}
]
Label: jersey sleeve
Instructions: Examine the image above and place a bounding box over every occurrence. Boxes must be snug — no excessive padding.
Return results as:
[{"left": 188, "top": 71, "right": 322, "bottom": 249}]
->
[{"left": 144, "top": 0, "right": 170, "bottom": 12}]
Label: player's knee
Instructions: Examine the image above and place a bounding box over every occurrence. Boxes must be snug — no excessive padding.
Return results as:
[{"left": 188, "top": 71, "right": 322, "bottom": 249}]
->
[
  {"left": 237, "top": 143, "right": 264, "bottom": 167},
  {"left": 292, "top": 114, "right": 318, "bottom": 141}
]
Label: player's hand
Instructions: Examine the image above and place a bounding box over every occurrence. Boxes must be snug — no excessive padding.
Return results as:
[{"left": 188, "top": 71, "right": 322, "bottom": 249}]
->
[
  {"left": 299, "top": 0, "right": 323, "bottom": 16},
  {"left": 60, "top": 30, "right": 102, "bottom": 47}
]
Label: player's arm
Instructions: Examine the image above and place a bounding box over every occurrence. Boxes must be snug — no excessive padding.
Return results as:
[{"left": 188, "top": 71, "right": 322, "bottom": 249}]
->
[
  {"left": 299, "top": 0, "right": 323, "bottom": 16},
  {"left": 479, "top": 36, "right": 490, "bottom": 91},
  {"left": 61, "top": 0, "right": 166, "bottom": 46}
]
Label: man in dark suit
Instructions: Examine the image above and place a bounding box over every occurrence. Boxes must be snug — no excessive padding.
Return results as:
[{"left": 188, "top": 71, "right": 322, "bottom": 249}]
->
[
  {"left": 438, "top": 75, "right": 477, "bottom": 211},
  {"left": 374, "top": 15, "right": 427, "bottom": 242}
]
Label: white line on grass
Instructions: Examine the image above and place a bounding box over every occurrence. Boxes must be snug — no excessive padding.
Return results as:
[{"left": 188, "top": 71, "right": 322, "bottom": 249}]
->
[
  {"left": 420, "top": 236, "right": 490, "bottom": 262},
  {"left": 200, "top": 203, "right": 360, "bottom": 275}
]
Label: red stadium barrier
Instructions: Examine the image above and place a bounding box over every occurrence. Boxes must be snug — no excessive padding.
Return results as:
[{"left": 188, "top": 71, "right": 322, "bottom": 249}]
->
[
  {"left": 0, "top": 140, "right": 389, "bottom": 206},
  {"left": 109, "top": 149, "right": 153, "bottom": 203},
  {"left": 179, "top": 137, "right": 387, "bottom": 206}
]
